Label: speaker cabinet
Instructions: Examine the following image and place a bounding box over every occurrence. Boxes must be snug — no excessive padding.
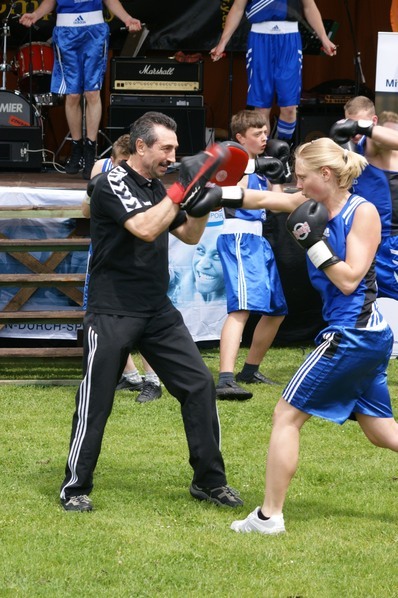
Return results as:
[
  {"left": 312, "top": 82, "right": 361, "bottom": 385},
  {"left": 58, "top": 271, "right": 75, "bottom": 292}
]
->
[
  {"left": 0, "top": 126, "right": 42, "bottom": 170},
  {"left": 108, "top": 104, "right": 206, "bottom": 156},
  {"left": 295, "top": 104, "right": 344, "bottom": 144}
]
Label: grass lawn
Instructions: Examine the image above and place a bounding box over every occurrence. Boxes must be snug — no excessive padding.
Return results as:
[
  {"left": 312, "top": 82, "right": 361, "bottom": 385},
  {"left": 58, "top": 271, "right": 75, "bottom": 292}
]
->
[{"left": 1, "top": 347, "right": 398, "bottom": 597}]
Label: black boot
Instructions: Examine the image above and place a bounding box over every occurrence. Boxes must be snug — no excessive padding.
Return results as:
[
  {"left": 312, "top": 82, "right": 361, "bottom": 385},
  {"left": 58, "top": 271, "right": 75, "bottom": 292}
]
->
[
  {"left": 83, "top": 138, "right": 97, "bottom": 180},
  {"left": 65, "top": 139, "right": 83, "bottom": 174}
]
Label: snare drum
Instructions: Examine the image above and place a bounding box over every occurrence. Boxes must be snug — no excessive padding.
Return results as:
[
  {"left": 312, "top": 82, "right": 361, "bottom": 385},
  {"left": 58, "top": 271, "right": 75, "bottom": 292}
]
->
[
  {"left": 15, "top": 42, "right": 54, "bottom": 94},
  {"left": 0, "top": 90, "right": 40, "bottom": 127}
]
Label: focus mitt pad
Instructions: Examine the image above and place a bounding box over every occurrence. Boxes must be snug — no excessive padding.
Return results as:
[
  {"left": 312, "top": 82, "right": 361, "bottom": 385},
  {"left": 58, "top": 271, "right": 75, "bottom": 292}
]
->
[
  {"left": 210, "top": 141, "right": 249, "bottom": 186},
  {"left": 168, "top": 142, "right": 228, "bottom": 207}
]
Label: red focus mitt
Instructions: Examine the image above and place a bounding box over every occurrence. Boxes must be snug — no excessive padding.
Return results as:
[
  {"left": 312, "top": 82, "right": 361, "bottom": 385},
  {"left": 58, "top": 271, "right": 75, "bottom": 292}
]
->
[{"left": 210, "top": 141, "right": 249, "bottom": 186}]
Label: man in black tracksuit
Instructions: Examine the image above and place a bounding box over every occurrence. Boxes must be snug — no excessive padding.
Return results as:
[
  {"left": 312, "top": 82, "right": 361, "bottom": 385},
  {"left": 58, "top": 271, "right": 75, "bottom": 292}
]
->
[{"left": 60, "top": 111, "right": 243, "bottom": 512}]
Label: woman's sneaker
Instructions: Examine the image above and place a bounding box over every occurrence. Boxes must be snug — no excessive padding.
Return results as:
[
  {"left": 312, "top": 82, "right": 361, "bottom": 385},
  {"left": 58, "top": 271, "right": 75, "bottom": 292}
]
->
[{"left": 230, "top": 507, "right": 285, "bottom": 534}]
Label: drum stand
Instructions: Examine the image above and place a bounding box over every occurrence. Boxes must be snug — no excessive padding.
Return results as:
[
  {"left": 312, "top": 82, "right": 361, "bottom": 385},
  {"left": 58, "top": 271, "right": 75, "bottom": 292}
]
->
[
  {"left": 0, "top": 3, "right": 14, "bottom": 90},
  {"left": 55, "top": 96, "right": 113, "bottom": 161}
]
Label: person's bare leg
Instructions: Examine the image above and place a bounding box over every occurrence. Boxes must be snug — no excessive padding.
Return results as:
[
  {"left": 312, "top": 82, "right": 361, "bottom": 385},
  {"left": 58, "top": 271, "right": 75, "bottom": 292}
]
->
[
  {"left": 356, "top": 414, "right": 398, "bottom": 451},
  {"left": 65, "top": 93, "right": 83, "bottom": 140},
  {"left": 262, "top": 399, "right": 310, "bottom": 516},
  {"left": 253, "top": 107, "right": 272, "bottom": 136},
  {"left": 219, "top": 311, "right": 249, "bottom": 372},
  {"left": 246, "top": 315, "right": 284, "bottom": 364},
  {"left": 84, "top": 90, "right": 102, "bottom": 142}
]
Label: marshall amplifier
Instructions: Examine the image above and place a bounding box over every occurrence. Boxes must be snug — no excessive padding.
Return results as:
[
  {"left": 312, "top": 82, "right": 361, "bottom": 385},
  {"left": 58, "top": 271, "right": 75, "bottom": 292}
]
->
[
  {"left": 108, "top": 104, "right": 206, "bottom": 156},
  {"left": 110, "top": 94, "right": 204, "bottom": 107},
  {"left": 110, "top": 58, "right": 203, "bottom": 93}
]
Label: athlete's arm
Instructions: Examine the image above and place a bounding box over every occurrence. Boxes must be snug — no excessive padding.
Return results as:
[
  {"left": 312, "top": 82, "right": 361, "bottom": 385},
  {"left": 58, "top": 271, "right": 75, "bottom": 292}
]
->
[
  {"left": 210, "top": 0, "right": 248, "bottom": 60},
  {"left": 321, "top": 202, "right": 381, "bottom": 295}
]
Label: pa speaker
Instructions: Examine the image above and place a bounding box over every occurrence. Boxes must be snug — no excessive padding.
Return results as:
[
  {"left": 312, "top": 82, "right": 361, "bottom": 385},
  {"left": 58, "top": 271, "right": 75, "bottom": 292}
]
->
[
  {"left": 108, "top": 104, "right": 206, "bottom": 156},
  {"left": 295, "top": 104, "right": 343, "bottom": 145},
  {"left": 0, "top": 126, "right": 42, "bottom": 170}
]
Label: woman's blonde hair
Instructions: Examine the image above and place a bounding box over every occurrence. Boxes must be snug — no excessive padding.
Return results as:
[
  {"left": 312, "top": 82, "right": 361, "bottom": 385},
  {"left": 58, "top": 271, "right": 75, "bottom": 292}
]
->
[{"left": 295, "top": 137, "right": 368, "bottom": 189}]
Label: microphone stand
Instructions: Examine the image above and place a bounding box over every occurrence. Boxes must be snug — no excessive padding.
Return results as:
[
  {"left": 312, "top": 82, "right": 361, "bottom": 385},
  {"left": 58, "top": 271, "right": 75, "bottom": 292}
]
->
[{"left": 342, "top": 0, "right": 366, "bottom": 95}]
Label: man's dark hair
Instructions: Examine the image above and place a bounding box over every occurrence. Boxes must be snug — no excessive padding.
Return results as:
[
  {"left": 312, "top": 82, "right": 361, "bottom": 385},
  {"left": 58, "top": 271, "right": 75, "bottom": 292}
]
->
[{"left": 129, "top": 111, "right": 177, "bottom": 153}]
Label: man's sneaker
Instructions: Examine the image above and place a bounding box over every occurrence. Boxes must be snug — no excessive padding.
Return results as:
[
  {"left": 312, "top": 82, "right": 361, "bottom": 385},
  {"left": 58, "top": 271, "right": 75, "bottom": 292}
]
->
[
  {"left": 231, "top": 507, "right": 285, "bottom": 534},
  {"left": 236, "top": 371, "right": 279, "bottom": 385},
  {"left": 65, "top": 140, "right": 83, "bottom": 174},
  {"left": 216, "top": 380, "right": 253, "bottom": 401},
  {"left": 136, "top": 381, "right": 162, "bottom": 403},
  {"left": 115, "top": 376, "right": 144, "bottom": 391},
  {"left": 83, "top": 139, "right": 97, "bottom": 180},
  {"left": 61, "top": 494, "right": 93, "bottom": 512},
  {"left": 190, "top": 483, "right": 243, "bottom": 507}
]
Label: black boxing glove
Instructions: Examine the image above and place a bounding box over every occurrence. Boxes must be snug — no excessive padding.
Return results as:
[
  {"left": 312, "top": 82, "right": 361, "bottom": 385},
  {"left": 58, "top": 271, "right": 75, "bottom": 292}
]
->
[
  {"left": 167, "top": 142, "right": 228, "bottom": 208},
  {"left": 187, "top": 185, "right": 245, "bottom": 218},
  {"left": 246, "top": 156, "right": 286, "bottom": 184},
  {"left": 265, "top": 139, "right": 292, "bottom": 181},
  {"left": 330, "top": 118, "right": 374, "bottom": 145},
  {"left": 84, "top": 173, "right": 104, "bottom": 205},
  {"left": 286, "top": 199, "right": 341, "bottom": 270}
]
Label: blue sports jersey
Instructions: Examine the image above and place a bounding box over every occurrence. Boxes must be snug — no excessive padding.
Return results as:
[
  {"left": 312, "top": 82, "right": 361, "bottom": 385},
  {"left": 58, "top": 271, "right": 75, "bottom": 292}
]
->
[
  {"left": 245, "top": 0, "right": 302, "bottom": 23},
  {"left": 308, "top": 195, "right": 380, "bottom": 328},
  {"left": 224, "top": 172, "right": 267, "bottom": 222},
  {"left": 352, "top": 137, "right": 398, "bottom": 237},
  {"left": 56, "top": 0, "right": 103, "bottom": 13}
]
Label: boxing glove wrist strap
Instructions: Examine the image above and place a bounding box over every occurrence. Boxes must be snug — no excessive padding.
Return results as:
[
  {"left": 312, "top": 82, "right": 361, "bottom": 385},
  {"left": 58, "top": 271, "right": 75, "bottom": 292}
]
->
[{"left": 307, "top": 240, "right": 340, "bottom": 270}]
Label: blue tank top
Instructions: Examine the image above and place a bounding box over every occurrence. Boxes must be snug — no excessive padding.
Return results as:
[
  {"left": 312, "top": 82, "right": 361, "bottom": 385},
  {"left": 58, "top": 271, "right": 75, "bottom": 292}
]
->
[
  {"left": 351, "top": 137, "right": 398, "bottom": 237},
  {"left": 308, "top": 195, "right": 380, "bottom": 328},
  {"left": 224, "top": 172, "right": 267, "bottom": 222},
  {"left": 245, "top": 0, "right": 302, "bottom": 23},
  {"left": 56, "top": 0, "right": 103, "bottom": 14}
]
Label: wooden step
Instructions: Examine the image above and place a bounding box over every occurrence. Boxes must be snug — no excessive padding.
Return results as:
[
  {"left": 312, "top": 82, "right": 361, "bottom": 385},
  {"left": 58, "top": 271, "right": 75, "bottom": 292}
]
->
[
  {"left": 0, "top": 205, "right": 85, "bottom": 219},
  {"left": 0, "top": 274, "right": 86, "bottom": 287},
  {"left": 0, "top": 310, "right": 85, "bottom": 324},
  {"left": 0, "top": 238, "right": 90, "bottom": 252},
  {"left": 0, "top": 347, "right": 83, "bottom": 358}
]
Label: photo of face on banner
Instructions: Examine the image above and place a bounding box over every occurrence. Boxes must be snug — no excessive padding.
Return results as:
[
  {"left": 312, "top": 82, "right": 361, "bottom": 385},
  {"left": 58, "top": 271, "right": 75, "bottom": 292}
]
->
[{"left": 168, "top": 210, "right": 227, "bottom": 341}]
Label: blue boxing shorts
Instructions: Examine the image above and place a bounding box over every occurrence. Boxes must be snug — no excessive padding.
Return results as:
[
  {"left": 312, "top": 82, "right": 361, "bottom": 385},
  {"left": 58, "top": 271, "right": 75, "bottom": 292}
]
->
[
  {"left": 217, "top": 230, "right": 287, "bottom": 316},
  {"left": 246, "top": 30, "right": 302, "bottom": 109},
  {"left": 51, "top": 23, "right": 109, "bottom": 94},
  {"left": 375, "top": 235, "right": 398, "bottom": 300},
  {"left": 282, "top": 323, "right": 394, "bottom": 424}
]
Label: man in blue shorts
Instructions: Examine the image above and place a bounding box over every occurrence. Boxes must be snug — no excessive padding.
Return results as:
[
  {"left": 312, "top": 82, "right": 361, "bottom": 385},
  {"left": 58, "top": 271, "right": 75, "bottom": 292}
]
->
[
  {"left": 211, "top": 0, "right": 336, "bottom": 143},
  {"left": 20, "top": 0, "right": 141, "bottom": 179}
]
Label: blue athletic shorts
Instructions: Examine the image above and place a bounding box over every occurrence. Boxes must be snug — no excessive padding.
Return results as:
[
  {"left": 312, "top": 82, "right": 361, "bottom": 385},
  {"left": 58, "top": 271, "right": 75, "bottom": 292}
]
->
[
  {"left": 51, "top": 23, "right": 109, "bottom": 94},
  {"left": 375, "top": 235, "right": 398, "bottom": 300},
  {"left": 282, "top": 324, "right": 394, "bottom": 424},
  {"left": 217, "top": 232, "right": 287, "bottom": 315},
  {"left": 246, "top": 31, "right": 302, "bottom": 108}
]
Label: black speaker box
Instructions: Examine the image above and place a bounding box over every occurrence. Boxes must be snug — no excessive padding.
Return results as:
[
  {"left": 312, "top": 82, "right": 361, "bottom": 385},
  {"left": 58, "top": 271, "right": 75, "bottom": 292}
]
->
[
  {"left": 108, "top": 104, "right": 206, "bottom": 156},
  {"left": 295, "top": 103, "right": 344, "bottom": 145},
  {"left": 0, "top": 126, "right": 42, "bottom": 170}
]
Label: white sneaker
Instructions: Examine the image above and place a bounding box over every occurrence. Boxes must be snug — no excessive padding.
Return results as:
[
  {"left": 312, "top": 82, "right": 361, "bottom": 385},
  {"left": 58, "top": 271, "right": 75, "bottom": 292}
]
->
[{"left": 230, "top": 507, "right": 285, "bottom": 535}]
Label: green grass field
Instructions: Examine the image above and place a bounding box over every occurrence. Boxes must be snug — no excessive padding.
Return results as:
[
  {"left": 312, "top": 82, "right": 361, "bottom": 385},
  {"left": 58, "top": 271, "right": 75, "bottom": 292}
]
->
[{"left": 1, "top": 347, "right": 398, "bottom": 597}]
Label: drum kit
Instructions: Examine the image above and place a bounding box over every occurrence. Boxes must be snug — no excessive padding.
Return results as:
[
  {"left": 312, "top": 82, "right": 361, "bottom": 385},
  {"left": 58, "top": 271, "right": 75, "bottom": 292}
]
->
[{"left": 0, "top": 2, "right": 60, "bottom": 142}]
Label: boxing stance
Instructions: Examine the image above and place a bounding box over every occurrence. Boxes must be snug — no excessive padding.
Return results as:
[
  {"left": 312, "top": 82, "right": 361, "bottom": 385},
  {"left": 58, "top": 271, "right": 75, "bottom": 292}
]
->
[
  {"left": 59, "top": 113, "right": 245, "bottom": 513},
  {"left": 185, "top": 137, "right": 398, "bottom": 535}
]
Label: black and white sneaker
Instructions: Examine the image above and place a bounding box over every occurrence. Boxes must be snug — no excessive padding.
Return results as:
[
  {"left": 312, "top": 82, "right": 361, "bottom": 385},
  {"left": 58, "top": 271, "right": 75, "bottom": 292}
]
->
[
  {"left": 136, "top": 381, "right": 162, "bottom": 403},
  {"left": 61, "top": 494, "right": 93, "bottom": 512},
  {"left": 83, "top": 139, "right": 97, "bottom": 180},
  {"left": 190, "top": 483, "right": 243, "bottom": 507}
]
